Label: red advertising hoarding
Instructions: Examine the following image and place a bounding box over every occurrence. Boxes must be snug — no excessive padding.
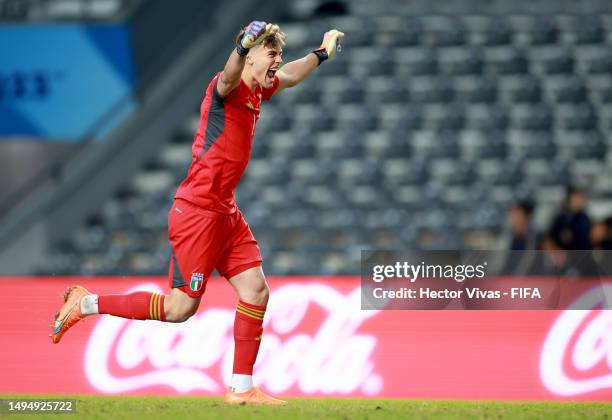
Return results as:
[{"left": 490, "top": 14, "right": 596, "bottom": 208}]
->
[{"left": 0, "top": 276, "right": 610, "bottom": 401}]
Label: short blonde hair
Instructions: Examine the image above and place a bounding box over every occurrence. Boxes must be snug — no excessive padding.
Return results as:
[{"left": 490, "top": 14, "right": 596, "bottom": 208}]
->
[{"left": 235, "top": 24, "right": 286, "bottom": 50}]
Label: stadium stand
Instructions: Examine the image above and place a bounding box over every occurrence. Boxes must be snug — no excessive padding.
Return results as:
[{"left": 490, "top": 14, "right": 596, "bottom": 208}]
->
[{"left": 27, "top": 1, "right": 612, "bottom": 275}]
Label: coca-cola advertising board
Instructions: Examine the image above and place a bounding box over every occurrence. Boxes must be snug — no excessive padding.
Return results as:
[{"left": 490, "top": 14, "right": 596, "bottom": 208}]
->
[{"left": 0, "top": 276, "right": 610, "bottom": 401}]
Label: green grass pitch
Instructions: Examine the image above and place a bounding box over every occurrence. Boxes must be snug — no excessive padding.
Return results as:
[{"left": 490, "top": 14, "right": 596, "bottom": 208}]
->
[{"left": 1, "top": 395, "right": 611, "bottom": 419}]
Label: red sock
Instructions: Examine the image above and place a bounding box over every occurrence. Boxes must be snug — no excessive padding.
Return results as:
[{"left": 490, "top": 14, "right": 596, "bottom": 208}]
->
[
  {"left": 233, "top": 300, "right": 266, "bottom": 375},
  {"left": 98, "top": 292, "right": 166, "bottom": 321}
]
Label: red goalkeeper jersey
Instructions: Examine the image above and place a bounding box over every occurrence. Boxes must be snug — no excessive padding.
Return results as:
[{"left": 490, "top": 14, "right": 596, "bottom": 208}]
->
[{"left": 174, "top": 72, "right": 280, "bottom": 213}]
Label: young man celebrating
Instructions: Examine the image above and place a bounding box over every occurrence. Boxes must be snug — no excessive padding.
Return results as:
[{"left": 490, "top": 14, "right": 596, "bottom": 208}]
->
[{"left": 50, "top": 21, "right": 344, "bottom": 405}]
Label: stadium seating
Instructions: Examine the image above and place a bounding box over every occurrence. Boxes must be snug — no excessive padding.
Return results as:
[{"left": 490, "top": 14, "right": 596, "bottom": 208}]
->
[{"left": 37, "top": 5, "right": 612, "bottom": 276}]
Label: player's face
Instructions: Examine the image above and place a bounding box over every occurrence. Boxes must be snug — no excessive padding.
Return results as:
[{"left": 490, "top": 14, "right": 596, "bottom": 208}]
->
[{"left": 250, "top": 45, "right": 283, "bottom": 88}]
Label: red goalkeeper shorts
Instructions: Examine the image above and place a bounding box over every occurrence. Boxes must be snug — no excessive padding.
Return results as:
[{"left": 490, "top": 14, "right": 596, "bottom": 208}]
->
[{"left": 167, "top": 198, "right": 263, "bottom": 298}]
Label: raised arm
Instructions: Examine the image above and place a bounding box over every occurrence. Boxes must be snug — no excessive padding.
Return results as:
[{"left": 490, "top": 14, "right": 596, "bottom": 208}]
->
[
  {"left": 217, "top": 50, "right": 247, "bottom": 98},
  {"left": 276, "top": 29, "right": 345, "bottom": 92},
  {"left": 217, "top": 21, "right": 280, "bottom": 97}
]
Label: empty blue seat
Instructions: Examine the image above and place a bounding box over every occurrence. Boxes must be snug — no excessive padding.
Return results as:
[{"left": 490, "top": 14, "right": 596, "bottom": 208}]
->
[
  {"left": 364, "top": 54, "right": 395, "bottom": 77},
  {"left": 446, "top": 50, "right": 484, "bottom": 75},
  {"left": 513, "top": 105, "right": 553, "bottom": 130},
  {"left": 384, "top": 158, "right": 429, "bottom": 186},
  {"left": 384, "top": 22, "right": 422, "bottom": 47},
  {"left": 541, "top": 51, "right": 574, "bottom": 75},
  {"left": 491, "top": 50, "right": 529, "bottom": 75},
  {"left": 575, "top": 136, "right": 606, "bottom": 160},
  {"left": 292, "top": 84, "right": 322, "bottom": 104},
  {"left": 561, "top": 105, "right": 598, "bottom": 131},
  {"left": 407, "top": 53, "right": 439, "bottom": 76},
  {"left": 337, "top": 107, "right": 379, "bottom": 131},
  {"left": 287, "top": 134, "right": 317, "bottom": 159},
  {"left": 573, "top": 17, "right": 605, "bottom": 45},
  {"left": 526, "top": 18, "right": 558, "bottom": 45},
  {"left": 554, "top": 79, "right": 588, "bottom": 103},
  {"left": 430, "top": 107, "right": 465, "bottom": 130},
  {"left": 466, "top": 105, "right": 510, "bottom": 130},
  {"left": 383, "top": 138, "right": 412, "bottom": 158},
  {"left": 541, "top": 160, "right": 571, "bottom": 186},
  {"left": 250, "top": 138, "right": 270, "bottom": 158},
  {"left": 410, "top": 76, "right": 454, "bottom": 103},
  {"left": 317, "top": 56, "right": 349, "bottom": 76},
  {"left": 296, "top": 106, "right": 335, "bottom": 132},
  {"left": 523, "top": 136, "right": 557, "bottom": 159},
  {"left": 492, "top": 161, "right": 523, "bottom": 186},
  {"left": 474, "top": 131, "right": 507, "bottom": 159},
  {"left": 511, "top": 77, "right": 542, "bottom": 103},
  {"left": 337, "top": 83, "right": 366, "bottom": 103},
  {"left": 324, "top": 140, "right": 365, "bottom": 159},
  {"left": 601, "top": 88, "right": 612, "bottom": 104},
  {"left": 370, "top": 82, "right": 410, "bottom": 104},
  {"left": 392, "top": 105, "right": 424, "bottom": 131},
  {"left": 425, "top": 131, "right": 461, "bottom": 158},
  {"left": 587, "top": 54, "right": 612, "bottom": 74},
  {"left": 457, "top": 78, "right": 497, "bottom": 103},
  {"left": 429, "top": 22, "right": 466, "bottom": 46},
  {"left": 480, "top": 19, "right": 513, "bottom": 45}
]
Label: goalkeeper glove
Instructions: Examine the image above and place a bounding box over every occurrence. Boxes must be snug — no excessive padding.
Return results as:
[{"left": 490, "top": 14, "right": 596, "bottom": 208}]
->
[
  {"left": 312, "top": 29, "right": 345, "bottom": 65},
  {"left": 236, "top": 21, "right": 280, "bottom": 56}
]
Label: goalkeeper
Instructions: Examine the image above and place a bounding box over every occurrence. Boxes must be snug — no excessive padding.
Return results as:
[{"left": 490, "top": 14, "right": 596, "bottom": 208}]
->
[{"left": 51, "top": 21, "right": 344, "bottom": 405}]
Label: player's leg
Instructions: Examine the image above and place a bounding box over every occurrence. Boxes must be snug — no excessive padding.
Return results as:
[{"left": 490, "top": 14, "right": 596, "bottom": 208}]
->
[
  {"left": 227, "top": 265, "right": 269, "bottom": 388},
  {"left": 217, "top": 210, "right": 285, "bottom": 405},
  {"left": 225, "top": 266, "right": 284, "bottom": 405},
  {"left": 229, "top": 264, "right": 270, "bottom": 305},
  {"left": 51, "top": 277, "right": 202, "bottom": 344},
  {"left": 163, "top": 199, "right": 231, "bottom": 317},
  {"left": 51, "top": 199, "right": 224, "bottom": 343},
  {"left": 163, "top": 288, "right": 201, "bottom": 322},
  {"left": 50, "top": 285, "right": 172, "bottom": 344},
  {"left": 84, "top": 286, "right": 200, "bottom": 322},
  {"left": 113, "top": 198, "right": 229, "bottom": 322}
]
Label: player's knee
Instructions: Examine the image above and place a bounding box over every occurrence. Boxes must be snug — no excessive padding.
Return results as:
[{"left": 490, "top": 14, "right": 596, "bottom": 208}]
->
[
  {"left": 242, "top": 281, "right": 270, "bottom": 306},
  {"left": 164, "top": 296, "right": 198, "bottom": 323},
  {"left": 166, "top": 306, "right": 196, "bottom": 323},
  {"left": 261, "top": 283, "right": 270, "bottom": 302}
]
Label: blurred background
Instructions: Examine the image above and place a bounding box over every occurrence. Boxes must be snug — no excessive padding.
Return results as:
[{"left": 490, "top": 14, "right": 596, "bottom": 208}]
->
[{"left": 2, "top": 0, "right": 612, "bottom": 277}]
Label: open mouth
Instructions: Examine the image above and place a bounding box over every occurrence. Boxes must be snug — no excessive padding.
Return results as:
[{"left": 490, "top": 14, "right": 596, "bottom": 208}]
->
[{"left": 266, "top": 68, "right": 278, "bottom": 81}]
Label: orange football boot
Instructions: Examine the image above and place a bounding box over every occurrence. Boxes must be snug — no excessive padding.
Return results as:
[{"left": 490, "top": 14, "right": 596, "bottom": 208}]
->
[
  {"left": 224, "top": 387, "right": 287, "bottom": 405},
  {"left": 51, "top": 286, "right": 90, "bottom": 344}
]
